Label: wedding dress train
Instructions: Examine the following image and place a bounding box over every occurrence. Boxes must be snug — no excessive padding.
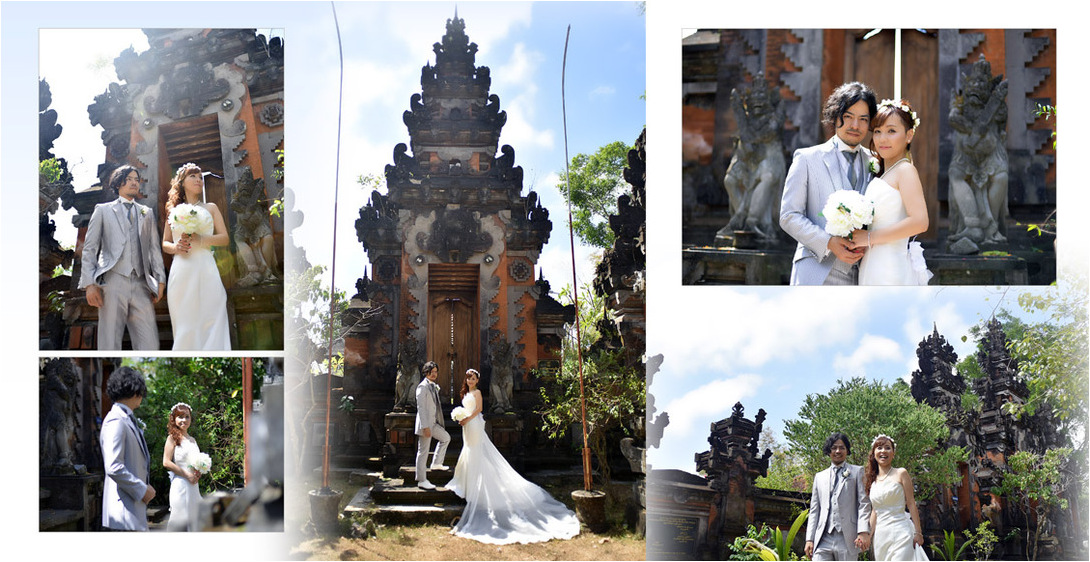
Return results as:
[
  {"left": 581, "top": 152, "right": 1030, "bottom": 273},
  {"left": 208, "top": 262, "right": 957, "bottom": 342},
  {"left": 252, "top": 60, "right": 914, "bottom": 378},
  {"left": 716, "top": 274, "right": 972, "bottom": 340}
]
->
[{"left": 447, "top": 392, "right": 581, "bottom": 544}]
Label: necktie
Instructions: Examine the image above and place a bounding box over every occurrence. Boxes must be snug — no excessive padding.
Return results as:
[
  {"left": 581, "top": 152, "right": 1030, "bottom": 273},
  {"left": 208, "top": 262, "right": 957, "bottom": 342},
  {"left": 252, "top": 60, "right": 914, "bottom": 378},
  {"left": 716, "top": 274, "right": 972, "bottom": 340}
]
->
[
  {"left": 843, "top": 150, "right": 858, "bottom": 190},
  {"left": 124, "top": 202, "right": 135, "bottom": 224}
]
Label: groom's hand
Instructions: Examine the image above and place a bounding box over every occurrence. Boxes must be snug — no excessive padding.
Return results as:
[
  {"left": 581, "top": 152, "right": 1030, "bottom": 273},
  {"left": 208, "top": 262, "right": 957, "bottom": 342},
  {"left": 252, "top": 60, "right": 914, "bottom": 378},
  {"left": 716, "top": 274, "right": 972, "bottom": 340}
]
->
[
  {"left": 423, "top": 427, "right": 431, "bottom": 438},
  {"left": 154, "top": 282, "right": 165, "bottom": 303},
  {"left": 85, "top": 284, "right": 104, "bottom": 308},
  {"left": 804, "top": 541, "right": 814, "bottom": 558},
  {"left": 857, "top": 532, "right": 871, "bottom": 550},
  {"left": 142, "top": 485, "right": 156, "bottom": 504},
  {"left": 828, "top": 236, "right": 864, "bottom": 264}
]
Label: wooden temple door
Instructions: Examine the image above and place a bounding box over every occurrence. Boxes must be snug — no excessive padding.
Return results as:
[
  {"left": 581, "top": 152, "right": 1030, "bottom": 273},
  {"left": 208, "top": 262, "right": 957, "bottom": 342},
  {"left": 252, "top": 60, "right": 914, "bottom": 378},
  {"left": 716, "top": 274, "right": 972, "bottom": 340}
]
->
[
  {"left": 847, "top": 28, "right": 939, "bottom": 240},
  {"left": 426, "top": 264, "right": 479, "bottom": 405}
]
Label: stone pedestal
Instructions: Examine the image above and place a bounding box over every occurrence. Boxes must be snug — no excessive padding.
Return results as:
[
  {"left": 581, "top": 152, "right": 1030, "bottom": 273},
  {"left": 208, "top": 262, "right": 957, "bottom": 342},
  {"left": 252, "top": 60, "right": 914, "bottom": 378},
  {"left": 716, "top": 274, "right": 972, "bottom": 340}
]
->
[
  {"left": 926, "top": 253, "right": 1029, "bottom": 285},
  {"left": 682, "top": 246, "right": 792, "bottom": 284},
  {"left": 39, "top": 473, "right": 102, "bottom": 531},
  {"left": 383, "top": 412, "right": 417, "bottom": 477}
]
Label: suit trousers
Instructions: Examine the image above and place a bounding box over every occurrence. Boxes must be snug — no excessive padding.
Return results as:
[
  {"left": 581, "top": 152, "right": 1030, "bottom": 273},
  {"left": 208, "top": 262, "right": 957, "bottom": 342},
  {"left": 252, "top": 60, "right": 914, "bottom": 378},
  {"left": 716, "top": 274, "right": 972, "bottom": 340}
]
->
[
  {"left": 98, "top": 269, "right": 159, "bottom": 350},
  {"left": 823, "top": 265, "right": 858, "bottom": 286},
  {"left": 813, "top": 530, "right": 849, "bottom": 561},
  {"left": 415, "top": 424, "right": 451, "bottom": 481}
]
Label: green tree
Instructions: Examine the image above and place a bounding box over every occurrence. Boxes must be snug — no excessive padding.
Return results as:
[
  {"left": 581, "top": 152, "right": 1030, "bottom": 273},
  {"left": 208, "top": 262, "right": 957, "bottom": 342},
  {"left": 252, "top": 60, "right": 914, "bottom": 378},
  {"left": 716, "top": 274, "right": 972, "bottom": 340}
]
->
[
  {"left": 1004, "top": 273, "right": 1088, "bottom": 450},
  {"left": 557, "top": 140, "right": 632, "bottom": 249},
  {"left": 131, "top": 357, "right": 264, "bottom": 503},
  {"left": 755, "top": 427, "right": 811, "bottom": 493},
  {"left": 783, "top": 377, "right": 966, "bottom": 501},
  {"left": 993, "top": 448, "right": 1073, "bottom": 560},
  {"left": 537, "top": 284, "right": 644, "bottom": 486}
]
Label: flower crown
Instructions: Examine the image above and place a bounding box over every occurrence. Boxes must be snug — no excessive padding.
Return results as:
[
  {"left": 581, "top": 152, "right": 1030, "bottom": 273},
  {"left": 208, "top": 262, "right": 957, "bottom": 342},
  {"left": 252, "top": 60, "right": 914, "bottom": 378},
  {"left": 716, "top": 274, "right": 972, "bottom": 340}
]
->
[
  {"left": 871, "top": 434, "right": 896, "bottom": 448},
  {"left": 878, "top": 99, "right": 920, "bottom": 129},
  {"left": 171, "top": 402, "right": 192, "bottom": 414},
  {"left": 175, "top": 163, "right": 201, "bottom": 178}
]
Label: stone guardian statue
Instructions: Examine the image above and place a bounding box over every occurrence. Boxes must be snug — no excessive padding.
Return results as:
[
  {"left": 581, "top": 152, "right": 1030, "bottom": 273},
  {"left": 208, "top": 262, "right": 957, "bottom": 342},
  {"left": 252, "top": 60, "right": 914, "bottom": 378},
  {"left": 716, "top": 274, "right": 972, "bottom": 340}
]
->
[
  {"left": 718, "top": 76, "right": 786, "bottom": 242},
  {"left": 947, "top": 56, "right": 1010, "bottom": 254}
]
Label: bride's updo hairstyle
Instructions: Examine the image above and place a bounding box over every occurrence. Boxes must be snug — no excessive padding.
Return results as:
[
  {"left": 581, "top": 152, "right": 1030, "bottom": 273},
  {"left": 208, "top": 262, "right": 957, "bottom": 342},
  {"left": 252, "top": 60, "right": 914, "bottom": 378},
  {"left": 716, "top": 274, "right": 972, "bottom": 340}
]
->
[
  {"left": 869, "top": 99, "right": 920, "bottom": 176},
  {"left": 460, "top": 368, "right": 481, "bottom": 400},
  {"left": 865, "top": 434, "right": 896, "bottom": 494},
  {"left": 167, "top": 402, "right": 193, "bottom": 446},
  {"left": 166, "top": 163, "right": 203, "bottom": 212}
]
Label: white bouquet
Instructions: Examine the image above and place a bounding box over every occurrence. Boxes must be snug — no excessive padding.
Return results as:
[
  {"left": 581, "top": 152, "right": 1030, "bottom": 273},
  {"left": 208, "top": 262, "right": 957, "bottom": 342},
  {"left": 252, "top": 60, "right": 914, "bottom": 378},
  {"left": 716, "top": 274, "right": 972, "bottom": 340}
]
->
[
  {"left": 821, "top": 190, "right": 874, "bottom": 239},
  {"left": 168, "top": 203, "right": 213, "bottom": 236},
  {"left": 451, "top": 406, "right": 469, "bottom": 422},
  {"left": 188, "top": 452, "right": 212, "bottom": 474}
]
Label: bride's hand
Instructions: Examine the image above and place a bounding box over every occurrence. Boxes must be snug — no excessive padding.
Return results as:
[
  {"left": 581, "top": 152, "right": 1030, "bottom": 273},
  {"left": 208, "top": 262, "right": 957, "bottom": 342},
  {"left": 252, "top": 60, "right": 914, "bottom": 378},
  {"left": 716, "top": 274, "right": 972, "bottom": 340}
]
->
[
  {"left": 459, "top": 417, "right": 469, "bottom": 426},
  {"left": 847, "top": 229, "right": 871, "bottom": 249},
  {"left": 186, "top": 469, "right": 200, "bottom": 484}
]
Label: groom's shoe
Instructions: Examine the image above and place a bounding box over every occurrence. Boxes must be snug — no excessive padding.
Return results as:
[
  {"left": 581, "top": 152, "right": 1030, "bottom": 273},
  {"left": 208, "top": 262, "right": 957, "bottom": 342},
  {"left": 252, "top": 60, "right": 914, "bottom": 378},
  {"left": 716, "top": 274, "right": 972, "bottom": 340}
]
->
[
  {"left": 417, "top": 479, "right": 437, "bottom": 490},
  {"left": 430, "top": 463, "right": 450, "bottom": 470}
]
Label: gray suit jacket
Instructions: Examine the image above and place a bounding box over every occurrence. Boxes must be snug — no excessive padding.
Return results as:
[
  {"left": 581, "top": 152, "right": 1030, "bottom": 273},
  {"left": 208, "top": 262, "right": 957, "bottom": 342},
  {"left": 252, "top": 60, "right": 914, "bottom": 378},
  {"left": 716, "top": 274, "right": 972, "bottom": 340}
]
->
[
  {"left": 100, "top": 403, "right": 151, "bottom": 530},
  {"left": 414, "top": 379, "right": 442, "bottom": 435},
  {"left": 78, "top": 198, "right": 166, "bottom": 295},
  {"left": 806, "top": 463, "right": 872, "bottom": 559},
  {"left": 780, "top": 138, "right": 874, "bottom": 285}
]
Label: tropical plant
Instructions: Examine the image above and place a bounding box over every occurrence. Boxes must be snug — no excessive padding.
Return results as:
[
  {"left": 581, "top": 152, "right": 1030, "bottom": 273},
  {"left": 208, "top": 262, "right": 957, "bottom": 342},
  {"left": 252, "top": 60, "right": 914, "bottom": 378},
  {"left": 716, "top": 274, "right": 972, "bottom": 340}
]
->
[
  {"left": 930, "top": 529, "right": 971, "bottom": 561},
  {"left": 963, "top": 520, "right": 999, "bottom": 561},
  {"left": 537, "top": 284, "right": 644, "bottom": 486},
  {"left": 993, "top": 447, "right": 1072, "bottom": 560},
  {"left": 132, "top": 357, "right": 264, "bottom": 501},
  {"left": 727, "top": 510, "right": 808, "bottom": 561}
]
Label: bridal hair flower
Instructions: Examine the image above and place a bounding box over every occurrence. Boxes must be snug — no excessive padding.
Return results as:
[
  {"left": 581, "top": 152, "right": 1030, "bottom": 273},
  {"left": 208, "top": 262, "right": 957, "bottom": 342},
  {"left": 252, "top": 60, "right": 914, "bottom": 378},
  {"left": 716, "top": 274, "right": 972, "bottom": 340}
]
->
[
  {"left": 878, "top": 99, "right": 920, "bottom": 129},
  {"left": 871, "top": 434, "right": 896, "bottom": 448},
  {"left": 171, "top": 402, "right": 193, "bottom": 413}
]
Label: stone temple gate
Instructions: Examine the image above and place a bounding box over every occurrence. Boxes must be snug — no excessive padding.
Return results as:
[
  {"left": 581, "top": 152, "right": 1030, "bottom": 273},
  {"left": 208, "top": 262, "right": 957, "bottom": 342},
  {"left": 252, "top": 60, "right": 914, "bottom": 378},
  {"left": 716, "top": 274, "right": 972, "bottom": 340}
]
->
[{"left": 340, "top": 14, "right": 573, "bottom": 471}]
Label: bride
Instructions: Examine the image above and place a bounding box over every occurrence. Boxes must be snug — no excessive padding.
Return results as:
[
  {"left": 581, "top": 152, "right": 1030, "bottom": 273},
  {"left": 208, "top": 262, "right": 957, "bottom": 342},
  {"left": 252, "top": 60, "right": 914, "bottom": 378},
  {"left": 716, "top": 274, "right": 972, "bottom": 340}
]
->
[
  {"left": 447, "top": 368, "right": 581, "bottom": 544},
  {"left": 850, "top": 99, "right": 932, "bottom": 285},
  {"left": 162, "top": 402, "right": 205, "bottom": 531},
  {"left": 865, "top": 434, "right": 928, "bottom": 560},
  {"left": 162, "top": 163, "right": 232, "bottom": 350}
]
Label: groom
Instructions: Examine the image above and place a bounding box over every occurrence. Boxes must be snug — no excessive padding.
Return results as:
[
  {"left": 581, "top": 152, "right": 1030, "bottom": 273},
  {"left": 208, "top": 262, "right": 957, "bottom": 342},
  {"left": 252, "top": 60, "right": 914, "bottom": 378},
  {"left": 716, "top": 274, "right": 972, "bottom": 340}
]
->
[
  {"left": 78, "top": 165, "right": 166, "bottom": 350},
  {"left": 414, "top": 360, "right": 450, "bottom": 490},
  {"left": 780, "top": 82, "right": 878, "bottom": 285},
  {"left": 805, "top": 432, "right": 872, "bottom": 560},
  {"left": 100, "top": 366, "right": 155, "bottom": 530}
]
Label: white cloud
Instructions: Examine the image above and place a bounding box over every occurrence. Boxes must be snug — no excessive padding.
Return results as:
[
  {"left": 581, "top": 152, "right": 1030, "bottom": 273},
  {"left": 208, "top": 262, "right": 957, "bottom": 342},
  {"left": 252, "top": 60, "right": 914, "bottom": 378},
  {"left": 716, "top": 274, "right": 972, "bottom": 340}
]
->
[
  {"left": 660, "top": 373, "right": 764, "bottom": 440},
  {"left": 832, "top": 334, "right": 904, "bottom": 378},
  {"left": 589, "top": 85, "right": 616, "bottom": 99},
  {"left": 649, "top": 287, "right": 879, "bottom": 379}
]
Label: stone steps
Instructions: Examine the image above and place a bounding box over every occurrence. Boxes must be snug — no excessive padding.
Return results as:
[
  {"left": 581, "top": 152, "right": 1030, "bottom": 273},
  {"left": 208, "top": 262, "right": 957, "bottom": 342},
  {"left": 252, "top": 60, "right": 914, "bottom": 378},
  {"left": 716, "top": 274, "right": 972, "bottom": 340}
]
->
[
  {"left": 399, "top": 465, "right": 454, "bottom": 486},
  {"left": 370, "top": 478, "right": 464, "bottom": 506}
]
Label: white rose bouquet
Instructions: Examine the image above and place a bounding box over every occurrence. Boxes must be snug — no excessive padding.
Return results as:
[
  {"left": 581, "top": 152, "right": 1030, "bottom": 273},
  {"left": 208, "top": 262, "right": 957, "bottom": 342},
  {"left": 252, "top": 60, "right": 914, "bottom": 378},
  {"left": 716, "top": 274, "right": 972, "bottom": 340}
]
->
[
  {"left": 451, "top": 407, "right": 469, "bottom": 422},
  {"left": 188, "top": 452, "right": 212, "bottom": 474},
  {"left": 821, "top": 190, "right": 874, "bottom": 239},
  {"left": 168, "top": 203, "right": 213, "bottom": 236}
]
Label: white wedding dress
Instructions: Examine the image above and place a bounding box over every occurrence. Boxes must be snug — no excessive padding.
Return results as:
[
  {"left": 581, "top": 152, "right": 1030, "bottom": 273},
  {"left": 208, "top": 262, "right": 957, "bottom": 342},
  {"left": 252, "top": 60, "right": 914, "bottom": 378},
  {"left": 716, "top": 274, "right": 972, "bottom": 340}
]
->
[
  {"left": 168, "top": 435, "right": 202, "bottom": 531},
  {"left": 447, "top": 392, "right": 581, "bottom": 544},
  {"left": 168, "top": 204, "right": 231, "bottom": 350},
  {"left": 870, "top": 478, "right": 928, "bottom": 561},
  {"left": 858, "top": 176, "right": 932, "bottom": 285}
]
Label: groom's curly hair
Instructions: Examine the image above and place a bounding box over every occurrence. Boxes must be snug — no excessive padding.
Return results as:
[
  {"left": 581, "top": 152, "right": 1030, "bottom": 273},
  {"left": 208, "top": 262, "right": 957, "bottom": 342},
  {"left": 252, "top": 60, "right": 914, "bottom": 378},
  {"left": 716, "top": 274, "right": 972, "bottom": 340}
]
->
[
  {"left": 822, "top": 82, "right": 878, "bottom": 130},
  {"left": 107, "top": 165, "right": 141, "bottom": 195},
  {"left": 822, "top": 431, "right": 853, "bottom": 456},
  {"left": 106, "top": 367, "right": 146, "bottom": 402}
]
